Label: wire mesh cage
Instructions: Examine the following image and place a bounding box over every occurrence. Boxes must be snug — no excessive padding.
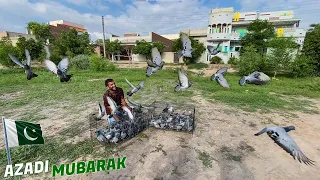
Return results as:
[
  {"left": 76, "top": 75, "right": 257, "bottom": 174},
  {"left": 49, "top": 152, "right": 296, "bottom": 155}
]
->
[{"left": 148, "top": 101, "right": 195, "bottom": 134}]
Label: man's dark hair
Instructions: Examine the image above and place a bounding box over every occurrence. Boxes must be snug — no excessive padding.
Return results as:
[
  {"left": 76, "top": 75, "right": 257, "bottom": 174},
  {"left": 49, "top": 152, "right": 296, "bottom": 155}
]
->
[{"left": 105, "top": 79, "right": 114, "bottom": 87}]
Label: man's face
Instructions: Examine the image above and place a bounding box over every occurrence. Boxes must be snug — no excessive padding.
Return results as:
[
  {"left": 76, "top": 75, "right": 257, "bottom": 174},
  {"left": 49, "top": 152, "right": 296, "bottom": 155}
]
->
[{"left": 107, "top": 81, "right": 116, "bottom": 91}]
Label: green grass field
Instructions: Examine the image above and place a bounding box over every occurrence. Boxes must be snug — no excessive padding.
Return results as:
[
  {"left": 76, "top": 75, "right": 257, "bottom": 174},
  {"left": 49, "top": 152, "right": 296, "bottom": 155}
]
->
[{"left": 0, "top": 66, "right": 319, "bottom": 179}]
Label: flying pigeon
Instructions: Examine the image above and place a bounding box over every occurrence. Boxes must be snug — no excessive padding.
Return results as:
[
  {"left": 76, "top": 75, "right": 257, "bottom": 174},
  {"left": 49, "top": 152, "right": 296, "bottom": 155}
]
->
[
  {"left": 146, "top": 66, "right": 161, "bottom": 77},
  {"left": 8, "top": 49, "right": 38, "bottom": 80},
  {"left": 211, "top": 67, "right": 230, "bottom": 88},
  {"left": 125, "top": 78, "right": 144, "bottom": 96},
  {"left": 207, "top": 41, "right": 222, "bottom": 56},
  {"left": 239, "top": 71, "right": 270, "bottom": 86},
  {"left": 44, "top": 58, "right": 73, "bottom": 82},
  {"left": 254, "top": 126, "right": 315, "bottom": 165},
  {"left": 175, "top": 67, "right": 192, "bottom": 91},
  {"left": 177, "top": 33, "right": 195, "bottom": 59},
  {"left": 151, "top": 47, "right": 165, "bottom": 69},
  {"left": 97, "top": 102, "right": 106, "bottom": 120}
]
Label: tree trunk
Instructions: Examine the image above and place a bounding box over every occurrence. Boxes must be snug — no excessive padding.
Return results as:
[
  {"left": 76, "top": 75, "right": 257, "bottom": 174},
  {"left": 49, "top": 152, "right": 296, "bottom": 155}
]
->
[{"left": 111, "top": 54, "right": 114, "bottom": 61}]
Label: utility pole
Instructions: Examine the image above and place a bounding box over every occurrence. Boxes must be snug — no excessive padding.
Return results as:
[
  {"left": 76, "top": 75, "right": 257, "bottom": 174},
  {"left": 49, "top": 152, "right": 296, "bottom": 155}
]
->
[{"left": 102, "top": 16, "right": 106, "bottom": 58}]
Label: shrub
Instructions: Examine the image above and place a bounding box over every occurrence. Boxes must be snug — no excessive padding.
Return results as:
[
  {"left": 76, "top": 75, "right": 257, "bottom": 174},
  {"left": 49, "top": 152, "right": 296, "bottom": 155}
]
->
[
  {"left": 90, "top": 55, "right": 116, "bottom": 71},
  {"left": 237, "top": 45, "right": 266, "bottom": 76},
  {"left": 70, "top": 54, "right": 91, "bottom": 70},
  {"left": 228, "top": 57, "right": 239, "bottom": 66},
  {"left": 187, "top": 63, "right": 208, "bottom": 69},
  {"left": 210, "top": 56, "right": 223, "bottom": 64},
  {"left": 0, "top": 44, "right": 20, "bottom": 67},
  {"left": 290, "top": 55, "right": 317, "bottom": 78}
]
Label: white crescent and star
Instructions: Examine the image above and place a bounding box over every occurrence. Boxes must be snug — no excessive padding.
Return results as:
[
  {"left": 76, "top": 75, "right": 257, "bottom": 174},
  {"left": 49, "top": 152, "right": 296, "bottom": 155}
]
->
[{"left": 23, "top": 127, "right": 38, "bottom": 141}]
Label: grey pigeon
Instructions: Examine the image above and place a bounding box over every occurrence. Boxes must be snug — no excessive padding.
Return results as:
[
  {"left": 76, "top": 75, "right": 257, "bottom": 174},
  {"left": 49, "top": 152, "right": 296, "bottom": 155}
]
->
[
  {"left": 44, "top": 58, "right": 73, "bottom": 82},
  {"left": 96, "top": 130, "right": 107, "bottom": 143},
  {"left": 175, "top": 67, "right": 192, "bottom": 91},
  {"left": 146, "top": 66, "right": 161, "bottom": 77},
  {"left": 198, "top": 71, "right": 204, "bottom": 76},
  {"left": 207, "top": 41, "right": 221, "bottom": 55},
  {"left": 239, "top": 71, "right": 270, "bottom": 86},
  {"left": 163, "top": 104, "right": 174, "bottom": 114},
  {"left": 177, "top": 33, "right": 195, "bottom": 59},
  {"left": 125, "top": 78, "right": 144, "bottom": 96},
  {"left": 8, "top": 49, "right": 38, "bottom": 80},
  {"left": 151, "top": 47, "right": 165, "bottom": 69},
  {"left": 211, "top": 67, "right": 230, "bottom": 88},
  {"left": 255, "top": 126, "right": 315, "bottom": 165},
  {"left": 97, "top": 102, "right": 106, "bottom": 120}
]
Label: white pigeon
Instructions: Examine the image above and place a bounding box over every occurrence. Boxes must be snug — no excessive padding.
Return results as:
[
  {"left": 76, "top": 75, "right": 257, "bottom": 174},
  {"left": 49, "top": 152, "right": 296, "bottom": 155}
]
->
[
  {"left": 175, "top": 67, "right": 192, "bottom": 91},
  {"left": 97, "top": 102, "right": 106, "bottom": 120},
  {"left": 44, "top": 58, "right": 73, "bottom": 82}
]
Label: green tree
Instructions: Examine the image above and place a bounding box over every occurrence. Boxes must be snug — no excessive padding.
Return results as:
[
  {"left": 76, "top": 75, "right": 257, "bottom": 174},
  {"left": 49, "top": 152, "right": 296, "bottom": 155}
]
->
[
  {"left": 236, "top": 45, "right": 267, "bottom": 76},
  {"left": 0, "top": 37, "right": 20, "bottom": 67},
  {"left": 240, "top": 19, "right": 276, "bottom": 55},
  {"left": 106, "top": 39, "right": 123, "bottom": 61},
  {"left": 16, "top": 37, "right": 43, "bottom": 61},
  {"left": 27, "top": 21, "right": 54, "bottom": 45},
  {"left": 266, "top": 36, "right": 300, "bottom": 78},
  {"left": 301, "top": 23, "right": 320, "bottom": 74},
  {"left": 290, "top": 55, "right": 317, "bottom": 78},
  {"left": 171, "top": 33, "right": 206, "bottom": 64},
  {"left": 95, "top": 39, "right": 104, "bottom": 45},
  {"left": 54, "top": 28, "right": 94, "bottom": 58},
  {"left": 132, "top": 40, "right": 165, "bottom": 60}
]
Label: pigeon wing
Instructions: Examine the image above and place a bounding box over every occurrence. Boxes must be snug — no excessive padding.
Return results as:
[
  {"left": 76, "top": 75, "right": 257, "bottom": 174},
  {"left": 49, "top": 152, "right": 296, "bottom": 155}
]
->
[
  {"left": 44, "top": 45, "right": 51, "bottom": 60},
  {"left": 216, "top": 74, "right": 230, "bottom": 88},
  {"left": 151, "top": 47, "right": 162, "bottom": 66},
  {"left": 207, "top": 45, "right": 214, "bottom": 54},
  {"left": 106, "top": 96, "right": 117, "bottom": 114},
  {"left": 44, "top": 60, "right": 58, "bottom": 75},
  {"left": 181, "top": 34, "right": 192, "bottom": 51},
  {"left": 178, "top": 68, "right": 188, "bottom": 87},
  {"left": 125, "top": 78, "right": 136, "bottom": 89},
  {"left": 25, "top": 49, "right": 31, "bottom": 66},
  {"left": 8, "top": 53, "right": 25, "bottom": 68},
  {"left": 216, "top": 67, "right": 228, "bottom": 75},
  {"left": 58, "top": 58, "right": 69, "bottom": 74},
  {"left": 146, "top": 59, "right": 158, "bottom": 67},
  {"left": 137, "top": 81, "right": 144, "bottom": 89},
  {"left": 273, "top": 134, "right": 315, "bottom": 165},
  {"left": 146, "top": 66, "right": 153, "bottom": 77}
]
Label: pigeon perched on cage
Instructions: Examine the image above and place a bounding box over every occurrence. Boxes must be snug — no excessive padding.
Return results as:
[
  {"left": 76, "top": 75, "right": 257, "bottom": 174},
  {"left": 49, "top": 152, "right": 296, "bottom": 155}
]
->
[
  {"left": 254, "top": 126, "right": 315, "bottom": 165},
  {"left": 8, "top": 49, "right": 38, "bottom": 80},
  {"left": 44, "top": 58, "right": 73, "bottom": 82},
  {"left": 239, "top": 71, "right": 270, "bottom": 86},
  {"left": 177, "top": 33, "right": 195, "bottom": 59},
  {"left": 211, "top": 67, "right": 230, "bottom": 88},
  {"left": 125, "top": 78, "right": 144, "bottom": 96},
  {"left": 175, "top": 67, "right": 192, "bottom": 91}
]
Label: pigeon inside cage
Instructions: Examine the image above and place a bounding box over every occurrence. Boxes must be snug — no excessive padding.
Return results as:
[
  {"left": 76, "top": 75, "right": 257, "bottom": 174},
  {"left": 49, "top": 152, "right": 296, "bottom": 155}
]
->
[{"left": 148, "top": 101, "right": 195, "bottom": 133}]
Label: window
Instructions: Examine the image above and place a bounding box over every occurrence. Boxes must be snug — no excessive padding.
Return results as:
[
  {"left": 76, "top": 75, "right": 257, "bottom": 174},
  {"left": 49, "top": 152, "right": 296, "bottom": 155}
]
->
[
  {"left": 231, "top": 53, "right": 233, "bottom": 57},
  {"left": 235, "top": 47, "right": 240, "bottom": 51}
]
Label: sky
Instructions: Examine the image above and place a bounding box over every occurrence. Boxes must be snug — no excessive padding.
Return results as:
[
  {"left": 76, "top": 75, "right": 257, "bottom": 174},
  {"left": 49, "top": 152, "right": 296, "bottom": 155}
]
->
[{"left": 0, "top": 0, "right": 319, "bottom": 42}]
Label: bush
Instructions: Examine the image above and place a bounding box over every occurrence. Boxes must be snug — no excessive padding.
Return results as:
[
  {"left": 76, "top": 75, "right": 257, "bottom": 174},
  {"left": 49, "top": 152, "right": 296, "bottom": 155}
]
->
[
  {"left": 0, "top": 44, "right": 20, "bottom": 67},
  {"left": 90, "top": 55, "right": 116, "bottom": 71},
  {"left": 187, "top": 63, "right": 208, "bottom": 69},
  {"left": 70, "top": 54, "right": 91, "bottom": 70},
  {"left": 290, "top": 55, "right": 317, "bottom": 78},
  {"left": 237, "top": 45, "right": 266, "bottom": 76},
  {"left": 228, "top": 57, "right": 239, "bottom": 66},
  {"left": 210, "top": 56, "right": 223, "bottom": 64}
]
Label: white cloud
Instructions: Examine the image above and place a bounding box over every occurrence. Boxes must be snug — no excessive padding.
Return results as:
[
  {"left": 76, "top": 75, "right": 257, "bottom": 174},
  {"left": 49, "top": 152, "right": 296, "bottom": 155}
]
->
[
  {"left": 237, "top": 0, "right": 320, "bottom": 28},
  {"left": 0, "top": 0, "right": 210, "bottom": 41}
]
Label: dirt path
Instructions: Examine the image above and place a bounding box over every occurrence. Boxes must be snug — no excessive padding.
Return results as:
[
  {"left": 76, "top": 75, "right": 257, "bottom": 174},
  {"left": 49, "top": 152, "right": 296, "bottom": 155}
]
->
[{"left": 54, "top": 95, "right": 319, "bottom": 180}]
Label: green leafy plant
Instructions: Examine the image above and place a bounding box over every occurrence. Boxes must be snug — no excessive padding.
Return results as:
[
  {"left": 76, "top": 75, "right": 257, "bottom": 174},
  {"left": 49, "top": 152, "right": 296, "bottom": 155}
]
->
[
  {"left": 290, "top": 55, "right": 317, "bottom": 78},
  {"left": 210, "top": 56, "right": 223, "bottom": 64},
  {"left": 70, "top": 54, "right": 91, "bottom": 70},
  {"left": 228, "top": 57, "right": 239, "bottom": 66},
  {"left": 90, "top": 55, "right": 116, "bottom": 71},
  {"left": 237, "top": 45, "right": 266, "bottom": 76}
]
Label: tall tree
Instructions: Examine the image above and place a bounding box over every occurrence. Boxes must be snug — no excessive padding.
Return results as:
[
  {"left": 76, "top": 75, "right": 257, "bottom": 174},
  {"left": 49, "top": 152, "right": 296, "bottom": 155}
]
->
[
  {"left": 132, "top": 40, "right": 165, "bottom": 60},
  {"left": 171, "top": 33, "right": 206, "bottom": 64},
  {"left": 95, "top": 39, "right": 104, "bottom": 45},
  {"left": 240, "top": 19, "right": 276, "bottom": 55},
  {"left": 0, "top": 37, "right": 20, "bottom": 67},
  {"left": 301, "top": 23, "right": 320, "bottom": 74},
  {"left": 266, "top": 36, "right": 300, "bottom": 78},
  {"left": 16, "top": 37, "right": 43, "bottom": 61},
  {"left": 27, "top": 21, "right": 54, "bottom": 45},
  {"left": 106, "top": 39, "right": 123, "bottom": 61}
]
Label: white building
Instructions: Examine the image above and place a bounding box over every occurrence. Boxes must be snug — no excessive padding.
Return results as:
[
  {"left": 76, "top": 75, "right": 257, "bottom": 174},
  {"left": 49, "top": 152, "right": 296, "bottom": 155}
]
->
[{"left": 182, "top": 7, "right": 307, "bottom": 64}]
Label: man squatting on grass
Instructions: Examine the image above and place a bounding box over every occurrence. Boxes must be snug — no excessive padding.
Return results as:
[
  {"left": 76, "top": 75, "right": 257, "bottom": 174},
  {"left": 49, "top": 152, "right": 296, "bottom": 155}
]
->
[{"left": 103, "top": 79, "right": 133, "bottom": 122}]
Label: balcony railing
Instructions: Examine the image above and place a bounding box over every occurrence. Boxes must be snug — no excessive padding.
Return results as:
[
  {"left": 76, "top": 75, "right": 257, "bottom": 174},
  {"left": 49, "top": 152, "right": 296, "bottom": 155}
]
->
[{"left": 207, "top": 33, "right": 231, "bottom": 40}]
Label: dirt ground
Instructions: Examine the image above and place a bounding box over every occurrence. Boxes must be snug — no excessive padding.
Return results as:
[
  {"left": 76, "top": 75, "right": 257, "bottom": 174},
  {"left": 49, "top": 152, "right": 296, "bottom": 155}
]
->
[{"left": 2, "top": 63, "right": 319, "bottom": 180}]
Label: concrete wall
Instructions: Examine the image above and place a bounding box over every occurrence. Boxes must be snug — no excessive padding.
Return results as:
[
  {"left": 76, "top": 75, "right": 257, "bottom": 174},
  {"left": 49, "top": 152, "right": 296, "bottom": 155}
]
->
[
  {"left": 160, "top": 34, "right": 179, "bottom": 40},
  {"left": 162, "top": 52, "right": 175, "bottom": 63}
]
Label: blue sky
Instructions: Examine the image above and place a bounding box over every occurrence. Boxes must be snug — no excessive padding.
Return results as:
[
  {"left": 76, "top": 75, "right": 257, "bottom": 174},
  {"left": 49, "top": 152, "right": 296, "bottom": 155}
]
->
[{"left": 0, "top": 0, "right": 319, "bottom": 41}]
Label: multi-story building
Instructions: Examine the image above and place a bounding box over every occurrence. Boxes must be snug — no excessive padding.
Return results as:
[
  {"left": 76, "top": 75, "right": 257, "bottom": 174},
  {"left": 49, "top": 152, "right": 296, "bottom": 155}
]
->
[{"left": 182, "top": 7, "right": 306, "bottom": 64}]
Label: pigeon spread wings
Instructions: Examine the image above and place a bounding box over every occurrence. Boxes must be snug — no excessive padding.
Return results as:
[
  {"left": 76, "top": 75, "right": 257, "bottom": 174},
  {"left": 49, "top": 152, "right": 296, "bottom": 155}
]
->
[
  {"left": 8, "top": 53, "right": 25, "bottom": 68},
  {"left": 25, "top": 49, "right": 31, "bottom": 66},
  {"left": 44, "top": 60, "right": 58, "bottom": 75},
  {"left": 178, "top": 68, "right": 188, "bottom": 87},
  {"left": 216, "top": 67, "right": 228, "bottom": 75},
  {"left": 181, "top": 34, "right": 192, "bottom": 50},
  {"left": 151, "top": 47, "right": 162, "bottom": 66},
  {"left": 58, "top": 58, "right": 69, "bottom": 73},
  {"left": 44, "top": 45, "right": 51, "bottom": 60},
  {"left": 216, "top": 74, "right": 230, "bottom": 88}
]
